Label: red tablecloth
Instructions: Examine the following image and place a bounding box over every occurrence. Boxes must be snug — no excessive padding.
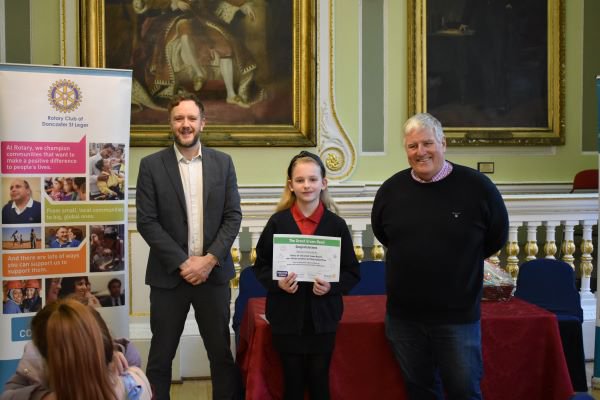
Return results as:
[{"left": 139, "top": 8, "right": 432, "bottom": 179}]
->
[{"left": 237, "top": 295, "right": 574, "bottom": 400}]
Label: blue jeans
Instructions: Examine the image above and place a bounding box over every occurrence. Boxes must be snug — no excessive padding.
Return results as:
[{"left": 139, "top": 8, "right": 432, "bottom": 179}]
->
[{"left": 385, "top": 314, "right": 483, "bottom": 400}]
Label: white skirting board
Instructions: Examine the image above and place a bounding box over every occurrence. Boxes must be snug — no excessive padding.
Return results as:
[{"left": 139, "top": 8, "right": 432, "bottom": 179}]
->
[{"left": 582, "top": 293, "right": 597, "bottom": 361}]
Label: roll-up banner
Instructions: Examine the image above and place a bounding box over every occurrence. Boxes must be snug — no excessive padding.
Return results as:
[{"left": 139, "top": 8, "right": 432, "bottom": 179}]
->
[
  {"left": 593, "top": 75, "right": 600, "bottom": 389},
  {"left": 0, "top": 64, "right": 132, "bottom": 388}
]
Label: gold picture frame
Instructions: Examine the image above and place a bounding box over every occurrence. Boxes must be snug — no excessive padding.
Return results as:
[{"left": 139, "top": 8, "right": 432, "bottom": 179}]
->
[
  {"left": 80, "top": 0, "right": 316, "bottom": 147},
  {"left": 408, "top": 0, "right": 564, "bottom": 146}
]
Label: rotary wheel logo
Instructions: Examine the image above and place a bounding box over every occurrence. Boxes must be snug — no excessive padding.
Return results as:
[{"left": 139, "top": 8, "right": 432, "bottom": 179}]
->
[{"left": 48, "top": 79, "right": 82, "bottom": 113}]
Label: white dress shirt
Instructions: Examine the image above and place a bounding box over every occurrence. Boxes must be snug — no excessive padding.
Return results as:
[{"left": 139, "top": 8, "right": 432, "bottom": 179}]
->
[{"left": 174, "top": 144, "right": 204, "bottom": 257}]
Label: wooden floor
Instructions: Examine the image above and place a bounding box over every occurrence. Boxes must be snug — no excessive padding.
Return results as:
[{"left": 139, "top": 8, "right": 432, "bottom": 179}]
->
[
  {"left": 588, "top": 362, "right": 600, "bottom": 399},
  {"left": 170, "top": 379, "right": 212, "bottom": 400},
  {"left": 170, "top": 365, "right": 600, "bottom": 399}
]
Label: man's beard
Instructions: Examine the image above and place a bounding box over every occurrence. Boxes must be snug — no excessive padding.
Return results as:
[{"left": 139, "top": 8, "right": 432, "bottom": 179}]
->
[{"left": 174, "top": 131, "right": 200, "bottom": 148}]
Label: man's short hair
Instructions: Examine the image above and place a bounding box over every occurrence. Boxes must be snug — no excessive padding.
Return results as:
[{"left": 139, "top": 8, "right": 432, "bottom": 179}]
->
[
  {"left": 403, "top": 113, "right": 445, "bottom": 144},
  {"left": 168, "top": 93, "right": 205, "bottom": 118},
  {"left": 107, "top": 278, "right": 122, "bottom": 289}
]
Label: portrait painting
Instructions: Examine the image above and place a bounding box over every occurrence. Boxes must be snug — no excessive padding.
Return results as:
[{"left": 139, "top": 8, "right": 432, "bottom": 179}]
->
[
  {"left": 408, "top": 0, "right": 564, "bottom": 145},
  {"left": 81, "top": 0, "right": 316, "bottom": 146}
]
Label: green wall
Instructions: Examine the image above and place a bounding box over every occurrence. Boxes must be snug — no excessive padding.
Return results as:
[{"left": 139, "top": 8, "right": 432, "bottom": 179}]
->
[
  {"left": 5, "top": 0, "right": 31, "bottom": 63},
  {"left": 30, "top": 0, "right": 60, "bottom": 66},
  {"left": 12, "top": 0, "right": 598, "bottom": 186},
  {"left": 583, "top": 0, "right": 600, "bottom": 152}
]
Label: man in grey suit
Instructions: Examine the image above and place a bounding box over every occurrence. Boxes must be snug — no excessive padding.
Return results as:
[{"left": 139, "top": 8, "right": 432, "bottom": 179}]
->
[{"left": 136, "top": 93, "right": 242, "bottom": 400}]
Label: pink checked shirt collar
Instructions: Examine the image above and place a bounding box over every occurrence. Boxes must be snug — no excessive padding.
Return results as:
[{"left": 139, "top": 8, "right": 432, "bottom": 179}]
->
[{"left": 411, "top": 161, "right": 453, "bottom": 183}]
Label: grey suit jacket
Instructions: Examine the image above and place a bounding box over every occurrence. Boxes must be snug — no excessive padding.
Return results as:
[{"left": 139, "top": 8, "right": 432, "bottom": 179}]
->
[{"left": 136, "top": 146, "right": 242, "bottom": 289}]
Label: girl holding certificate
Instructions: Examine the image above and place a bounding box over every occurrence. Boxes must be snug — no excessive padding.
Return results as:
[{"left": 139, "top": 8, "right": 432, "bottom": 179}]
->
[{"left": 254, "top": 151, "right": 360, "bottom": 400}]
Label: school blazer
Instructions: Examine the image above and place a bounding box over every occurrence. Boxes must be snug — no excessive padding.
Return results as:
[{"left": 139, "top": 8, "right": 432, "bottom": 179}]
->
[{"left": 253, "top": 208, "right": 360, "bottom": 335}]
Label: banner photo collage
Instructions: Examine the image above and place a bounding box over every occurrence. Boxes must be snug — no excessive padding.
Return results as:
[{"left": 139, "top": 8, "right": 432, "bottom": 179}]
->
[
  {"left": 594, "top": 76, "right": 600, "bottom": 383},
  {"left": 0, "top": 64, "right": 132, "bottom": 385}
]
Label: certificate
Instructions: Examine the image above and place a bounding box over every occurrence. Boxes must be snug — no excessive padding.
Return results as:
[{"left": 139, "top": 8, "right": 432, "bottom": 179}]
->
[{"left": 272, "top": 234, "right": 341, "bottom": 282}]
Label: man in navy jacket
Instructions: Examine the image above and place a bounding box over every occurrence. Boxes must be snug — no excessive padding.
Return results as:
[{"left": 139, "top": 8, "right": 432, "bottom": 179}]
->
[{"left": 2, "top": 179, "right": 41, "bottom": 224}]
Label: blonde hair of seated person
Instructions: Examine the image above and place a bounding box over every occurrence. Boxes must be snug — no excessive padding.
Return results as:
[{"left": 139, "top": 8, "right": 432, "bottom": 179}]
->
[{"left": 31, "top": 299, "right": 118, "bottom": 400}]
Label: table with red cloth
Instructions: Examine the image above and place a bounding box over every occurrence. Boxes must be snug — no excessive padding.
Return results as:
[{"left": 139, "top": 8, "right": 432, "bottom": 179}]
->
[{"left": 237, "top": 295, "right": 574, "bottom": 400}]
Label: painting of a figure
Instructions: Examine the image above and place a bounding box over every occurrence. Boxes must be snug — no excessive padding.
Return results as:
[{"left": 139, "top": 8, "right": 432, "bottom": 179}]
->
[
  {"left": 105, "top": 0, "right": 293, "bottom": 126},
  {"left": 426, "top": 0, "right": 548, "bottom": 128}
]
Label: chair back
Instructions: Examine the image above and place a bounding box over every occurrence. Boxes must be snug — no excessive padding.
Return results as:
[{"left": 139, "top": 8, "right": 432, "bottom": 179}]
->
[
  {"left": 570, "top": 169, "right": 598, "bottom": 193},
  {"left": 570, "top": 393, "right": 594, "bottom": 399},
  {"left": 514, "top": 258, "right": 583, "bottom": 322},
  {"left": 348, "top": 261, "right": 386, "bottom": 295},
  {"left": 233, "top": 266, "right": 267, "bottom": 344}
]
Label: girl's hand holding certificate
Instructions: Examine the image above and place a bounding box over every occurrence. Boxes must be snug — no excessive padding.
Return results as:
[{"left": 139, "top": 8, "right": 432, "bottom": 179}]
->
[
  {"left": 277, "top": 273, "right": 331, "bottom": 296},
  {"left": 312, "top": 278, "right": 331, "bottom": 296},
  {"left": 278, "top": 272, "right": 299, "bottom": 294}
]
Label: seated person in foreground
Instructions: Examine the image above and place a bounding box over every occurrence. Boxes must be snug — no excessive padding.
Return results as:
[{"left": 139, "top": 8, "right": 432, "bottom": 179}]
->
[{"left": 1, "top": 299, "right": 149, "bottom": 400}]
